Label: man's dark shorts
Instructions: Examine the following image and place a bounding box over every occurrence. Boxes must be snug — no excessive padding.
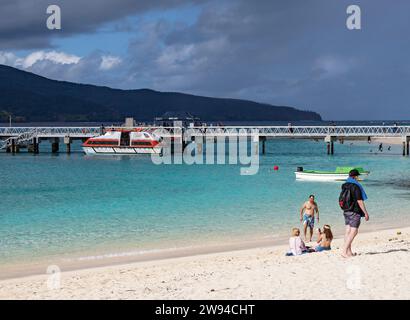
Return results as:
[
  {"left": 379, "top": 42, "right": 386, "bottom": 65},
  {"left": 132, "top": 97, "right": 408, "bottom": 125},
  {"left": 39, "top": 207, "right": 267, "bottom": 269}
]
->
[{"left": 344, "top": 211, "right": 361, "bottom": 228}]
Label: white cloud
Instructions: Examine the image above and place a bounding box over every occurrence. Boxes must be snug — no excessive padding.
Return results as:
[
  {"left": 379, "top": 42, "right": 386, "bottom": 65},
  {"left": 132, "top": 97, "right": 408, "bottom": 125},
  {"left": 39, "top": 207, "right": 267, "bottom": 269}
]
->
[
  {"left": 0, "top": 50, "right": 126, "bottom": 89},
  {"left": 0, "top": 51, "right": 18, "bottom": 65},
  {"left": 99, "top": 55, "right": 122, "bottom": 71},
  {"left": 15, "top": 51, "right": 81, "bottom": 68}
]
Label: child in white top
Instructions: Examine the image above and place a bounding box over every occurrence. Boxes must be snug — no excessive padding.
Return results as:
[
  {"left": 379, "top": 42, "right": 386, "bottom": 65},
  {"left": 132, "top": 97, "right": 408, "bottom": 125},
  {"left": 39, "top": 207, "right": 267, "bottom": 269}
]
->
[{"left": 286, "top": 228, "right": 308, "bottom": 256}]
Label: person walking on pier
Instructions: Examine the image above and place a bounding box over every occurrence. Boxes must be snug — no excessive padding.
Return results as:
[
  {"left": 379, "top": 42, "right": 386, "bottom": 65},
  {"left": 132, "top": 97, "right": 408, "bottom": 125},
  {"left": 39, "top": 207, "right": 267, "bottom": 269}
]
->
[
  {"left": 339, "top": 169, "right": 370, "bottom": 258},
  {"left": 300, "top": 195, "right": 319, "bottom": 242}
]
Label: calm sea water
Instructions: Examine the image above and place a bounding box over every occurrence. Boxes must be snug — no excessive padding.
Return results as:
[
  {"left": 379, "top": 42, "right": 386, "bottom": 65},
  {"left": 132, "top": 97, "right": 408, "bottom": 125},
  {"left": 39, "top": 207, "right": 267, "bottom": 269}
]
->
[{"left": 1, "top": 136, "right": 410, "bottom": 266}]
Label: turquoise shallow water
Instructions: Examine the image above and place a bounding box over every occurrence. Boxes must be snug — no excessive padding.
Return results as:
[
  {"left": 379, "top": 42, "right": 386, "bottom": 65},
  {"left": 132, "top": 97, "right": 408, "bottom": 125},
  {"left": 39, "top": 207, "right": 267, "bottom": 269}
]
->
[{"left": 1, "top": 138, "right": 410, "bottom": 265}]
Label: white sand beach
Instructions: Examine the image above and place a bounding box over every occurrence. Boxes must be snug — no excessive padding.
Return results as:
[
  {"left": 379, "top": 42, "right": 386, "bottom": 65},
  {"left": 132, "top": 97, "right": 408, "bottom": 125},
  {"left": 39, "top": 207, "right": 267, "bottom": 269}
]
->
[{"left": 0, "top": 227, "right": 409, "bottom": 300}]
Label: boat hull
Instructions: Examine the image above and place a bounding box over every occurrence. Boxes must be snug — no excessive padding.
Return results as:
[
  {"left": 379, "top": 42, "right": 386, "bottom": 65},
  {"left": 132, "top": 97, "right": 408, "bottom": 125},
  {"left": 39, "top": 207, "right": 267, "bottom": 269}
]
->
[
  {"left": 295, "top": 171, "right": 369, "bottom": 181},
  {"left": 83, "top": 146, "right": 162, "bottom": 155}
]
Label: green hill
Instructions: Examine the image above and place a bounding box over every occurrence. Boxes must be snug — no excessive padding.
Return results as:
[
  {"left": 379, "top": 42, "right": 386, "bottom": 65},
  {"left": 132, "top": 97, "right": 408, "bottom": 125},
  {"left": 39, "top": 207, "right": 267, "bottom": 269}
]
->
[{"left": 0, "top": 65, "right": 321, "bottom": 123}]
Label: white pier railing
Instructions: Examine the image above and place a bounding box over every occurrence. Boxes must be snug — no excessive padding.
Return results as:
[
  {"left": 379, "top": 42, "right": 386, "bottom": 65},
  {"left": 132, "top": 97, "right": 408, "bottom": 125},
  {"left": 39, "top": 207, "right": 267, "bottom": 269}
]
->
[
  {"left": 185, "top": 126, "right": 410, "bottom": 137},
  {"left": 1, "top": 126, "right": 410, "bottom": 140},
  {"left": 0, "top": 127, "right": 101, "bottom": 138}
]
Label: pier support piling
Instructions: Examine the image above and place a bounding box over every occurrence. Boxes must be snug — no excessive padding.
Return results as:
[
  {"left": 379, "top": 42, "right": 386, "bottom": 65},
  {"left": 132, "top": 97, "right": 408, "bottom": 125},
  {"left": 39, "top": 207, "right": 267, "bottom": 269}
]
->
[
  {"left": 31, "top": 137, "right": 39, "bottom": 154},
  {"left": 51, "top": 138, "right": 59, "bottom": 153},
  {"left": 407, "top": 137, "right": 409, "bottom": 156},
  {"left": 402, "top": 136, "right": 410, "bottom": 156},
  {"left": 64, "top": 136, "right": 71, "bottom": 154},
  {"left": 11, "top": 138, "right": 20, "bottom": 153},
  {"left": 325, "top": 135, "right": 335, "bottom": 155},
  {"left": 11, "top": 138, "right": 15, "bottom": 154},
  {"left": 260, "top": 136, "right": 266, "bottom": 155}
]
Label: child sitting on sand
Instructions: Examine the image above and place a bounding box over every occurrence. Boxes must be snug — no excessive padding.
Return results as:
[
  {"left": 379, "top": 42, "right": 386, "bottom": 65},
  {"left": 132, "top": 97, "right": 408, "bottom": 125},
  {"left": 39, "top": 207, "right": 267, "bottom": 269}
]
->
[
  {"left": 286, "top": 228, "right": 308, "bottom": 256},
  {"left": 315, "top": 224, "right": 333, "bottom": 252}
]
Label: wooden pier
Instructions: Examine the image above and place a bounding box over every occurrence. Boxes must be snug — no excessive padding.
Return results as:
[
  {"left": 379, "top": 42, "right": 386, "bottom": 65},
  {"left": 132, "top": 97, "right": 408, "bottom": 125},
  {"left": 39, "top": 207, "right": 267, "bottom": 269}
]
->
[{"left": 1, "top": 125, "right": 410, "bottom": 155}]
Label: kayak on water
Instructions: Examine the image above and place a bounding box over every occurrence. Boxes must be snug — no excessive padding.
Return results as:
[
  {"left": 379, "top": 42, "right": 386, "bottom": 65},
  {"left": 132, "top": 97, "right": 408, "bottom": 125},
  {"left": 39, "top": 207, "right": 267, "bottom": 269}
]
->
[{"left": 295, "top": 167, "right": 370, "bottom": 181}]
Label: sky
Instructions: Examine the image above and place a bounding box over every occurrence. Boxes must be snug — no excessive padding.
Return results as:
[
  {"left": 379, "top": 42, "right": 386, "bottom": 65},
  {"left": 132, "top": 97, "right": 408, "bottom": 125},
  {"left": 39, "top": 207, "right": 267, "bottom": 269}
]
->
[{"left": 0, "top": 0, "right": 409, "bottom": 120}]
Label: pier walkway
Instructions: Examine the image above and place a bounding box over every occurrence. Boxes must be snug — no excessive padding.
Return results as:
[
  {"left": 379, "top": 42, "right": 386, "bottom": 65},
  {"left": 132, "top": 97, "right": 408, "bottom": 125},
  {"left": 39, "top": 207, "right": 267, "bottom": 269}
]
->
[{"left": 1, "top": 125, "right": 410, "bottom": 155}]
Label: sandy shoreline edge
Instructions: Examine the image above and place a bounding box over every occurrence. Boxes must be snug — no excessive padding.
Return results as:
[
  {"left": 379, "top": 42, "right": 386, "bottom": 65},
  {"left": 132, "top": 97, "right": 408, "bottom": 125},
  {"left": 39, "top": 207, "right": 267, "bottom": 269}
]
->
[
  {"left": 0, "top": 226, "right": 409, "bottom": 299},
  {"left": 0, "top": 221, "right": 406, "bottom": 281}
]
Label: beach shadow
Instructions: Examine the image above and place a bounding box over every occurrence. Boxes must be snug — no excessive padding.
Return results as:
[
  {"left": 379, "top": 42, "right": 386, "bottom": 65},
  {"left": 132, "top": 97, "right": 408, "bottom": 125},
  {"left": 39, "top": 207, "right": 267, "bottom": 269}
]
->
[{"left": 363, "top": 248, "right": 408, "bottom": 255}]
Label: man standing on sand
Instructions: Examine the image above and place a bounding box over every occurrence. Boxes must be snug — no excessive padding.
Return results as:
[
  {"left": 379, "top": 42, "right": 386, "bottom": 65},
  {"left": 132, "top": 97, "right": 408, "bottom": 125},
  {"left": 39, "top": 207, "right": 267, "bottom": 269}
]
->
[
  {"left": 340, "top": 169, "right": 370, "bottom": 258},
  {"left": 300, "top": 195, "right": 319, "bottom": 242}
]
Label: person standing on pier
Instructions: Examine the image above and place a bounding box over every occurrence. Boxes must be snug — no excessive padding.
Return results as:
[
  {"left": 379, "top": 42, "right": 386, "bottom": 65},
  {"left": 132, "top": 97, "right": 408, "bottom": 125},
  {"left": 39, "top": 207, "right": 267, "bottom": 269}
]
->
[
  {"left": 288, "top": 122, "right": 294, "bottom": 134},
  {"left": 340, "top": 169, "right": 370, "bottom": 258},
  {"left": 300, "top": 195, "right": 319, "bottom": 242}
]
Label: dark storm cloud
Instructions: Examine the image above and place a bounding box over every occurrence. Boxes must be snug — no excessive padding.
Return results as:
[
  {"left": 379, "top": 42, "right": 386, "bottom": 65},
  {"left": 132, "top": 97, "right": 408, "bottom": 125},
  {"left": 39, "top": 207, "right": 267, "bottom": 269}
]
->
[
  {"left": 124, "top": 0, "right": 410, "bottom": 119},
  {"left": 1, "top": 0, "right": 410, "bottom": 119},
  {"left": 124, "top": 1, "right": 350, "bottom": 99},
  {"left": 0, "top": 0, "right": 206, "bottom": 50}
]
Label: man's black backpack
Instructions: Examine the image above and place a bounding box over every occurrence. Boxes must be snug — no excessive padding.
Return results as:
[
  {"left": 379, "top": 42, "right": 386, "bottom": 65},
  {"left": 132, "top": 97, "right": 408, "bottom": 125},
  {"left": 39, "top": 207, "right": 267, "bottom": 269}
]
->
[{"left": 339, "top": 184, "right": 355, "bottom": 211}]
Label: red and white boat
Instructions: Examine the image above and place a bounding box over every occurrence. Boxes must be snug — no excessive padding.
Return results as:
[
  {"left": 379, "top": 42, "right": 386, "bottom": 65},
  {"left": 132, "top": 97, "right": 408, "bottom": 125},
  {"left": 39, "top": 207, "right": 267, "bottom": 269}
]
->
[{"left": 82, "top": 128, "right": 162, "bottom": 155}]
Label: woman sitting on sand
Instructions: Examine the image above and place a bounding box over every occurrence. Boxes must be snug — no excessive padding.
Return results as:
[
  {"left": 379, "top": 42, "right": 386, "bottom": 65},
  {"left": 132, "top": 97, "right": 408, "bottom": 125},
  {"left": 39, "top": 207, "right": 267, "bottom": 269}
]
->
[
  {"left": 286, "top": 228, "right": 309, "bottom": 256},
  {"left": 315, "top": 224, "right": 333, "bottom": 252}
]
